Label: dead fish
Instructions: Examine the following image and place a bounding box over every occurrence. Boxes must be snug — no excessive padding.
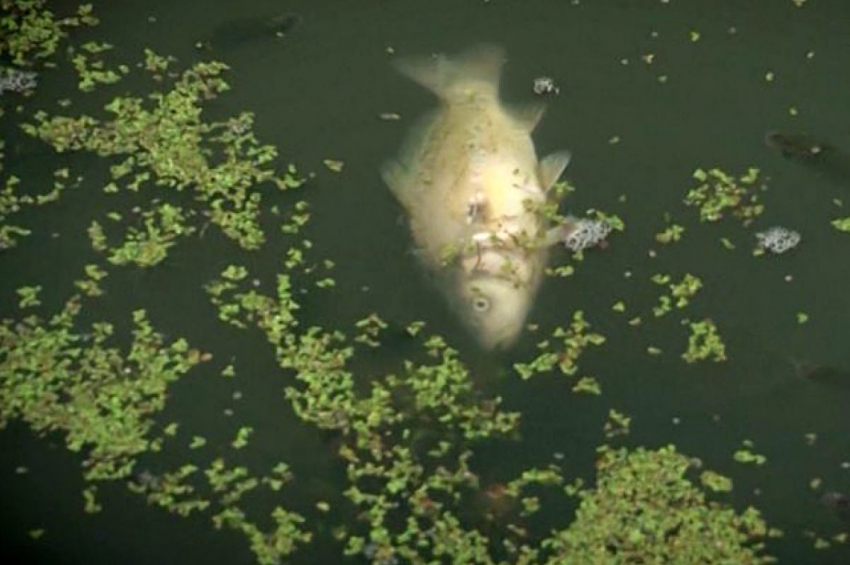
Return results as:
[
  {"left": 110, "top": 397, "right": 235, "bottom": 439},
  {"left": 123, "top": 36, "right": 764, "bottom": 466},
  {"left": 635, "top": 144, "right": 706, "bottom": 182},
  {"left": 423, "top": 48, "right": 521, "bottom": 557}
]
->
[
  {"left": 201, "top": 13, "right": 302, "bottom": 51},
  {"left": 382, "top": 44, "right": 574, "bottom": 350}
]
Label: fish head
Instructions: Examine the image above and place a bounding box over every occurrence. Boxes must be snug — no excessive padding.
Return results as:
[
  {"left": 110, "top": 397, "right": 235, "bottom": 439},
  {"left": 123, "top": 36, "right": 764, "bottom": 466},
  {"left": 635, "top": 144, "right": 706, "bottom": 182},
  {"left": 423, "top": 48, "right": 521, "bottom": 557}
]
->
[{"left": 456, "top": 275, "right": 533, "bottom": 350}]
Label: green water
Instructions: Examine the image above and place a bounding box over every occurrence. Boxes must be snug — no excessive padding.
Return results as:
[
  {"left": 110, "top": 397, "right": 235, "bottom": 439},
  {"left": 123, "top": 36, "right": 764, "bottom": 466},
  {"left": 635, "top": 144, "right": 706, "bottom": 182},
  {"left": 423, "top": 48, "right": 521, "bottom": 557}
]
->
[{"left": 2, "top": 0, "right": 850, "bottom": 563}]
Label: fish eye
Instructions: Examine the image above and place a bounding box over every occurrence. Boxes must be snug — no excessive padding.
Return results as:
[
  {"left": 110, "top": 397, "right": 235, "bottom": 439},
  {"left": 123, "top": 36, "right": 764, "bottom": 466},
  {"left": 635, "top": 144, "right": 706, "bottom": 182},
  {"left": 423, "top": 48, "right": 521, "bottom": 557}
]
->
[{"left": 472, "top": 296, "right": 490, "bottom": 312}]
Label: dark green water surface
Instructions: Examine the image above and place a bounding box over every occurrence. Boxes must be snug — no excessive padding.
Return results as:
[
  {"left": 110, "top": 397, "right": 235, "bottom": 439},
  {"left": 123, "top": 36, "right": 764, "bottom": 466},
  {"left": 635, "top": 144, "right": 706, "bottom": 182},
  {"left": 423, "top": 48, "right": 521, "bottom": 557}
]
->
[{"left": 2, "top": 0, "right": 850, "bottom": 563}]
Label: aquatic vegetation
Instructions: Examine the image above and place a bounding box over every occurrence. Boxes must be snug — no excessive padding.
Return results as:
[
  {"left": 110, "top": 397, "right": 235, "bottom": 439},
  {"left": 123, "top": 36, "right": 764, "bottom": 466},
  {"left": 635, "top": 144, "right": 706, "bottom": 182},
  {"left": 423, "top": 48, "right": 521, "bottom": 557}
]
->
[
  {"left": 682, "top": 318, "right": 727, "bottom": 363},
  {"left": 70, "top": 41, "right": 127, "bottom": 91},
  {"left": 23, "top": 50, "right": 303, "bottom": 251},
  {"left": 0, "top": 8, "right": 794, "bottom": 562},
  {"left": 323, "top": 158, "right": 344, "bottom": 173},
  {"left": 830, "top": 217, "right": 850, "bottom": 232},
  {"left": 651, "top": 273, "right": 702, "bottom": 317},
  {"left": 685, "top": 167, "right": 766, "bottom": 225},
  {"left": 541, "top": 446, "right": 777, "bottom": 564},
  {"left": 514, "top": 311, "right": 606, "bottom": 381},
  {"left": 0, "top": 1, "right": 97, "bottom": 66},
  {"left": 130, "top": 458, "right": 311, "bottom": 564},
  {"left": 603, "top": 409, "right": 631, "bottom": 439},
  {"left": 354, "top": 313, "right": 389, "bottom": 347},
  {"left": 754, "top": 226, "right": 801, "bottom": 255},
  {"left": 73, "top": 263, "right": 108, "bottom": 297},
  {"left": 91, "top": 203, "right": 196, "bottom": 267},
  {"left": 733, "top": 440, "right": 768, "bottom": 466},
  {"left": 0, "top": 156, "right": 73, "bottom": 249},
  {"left": 655, "top": 222, "right": 685, "bottom": 244},
  {"left": 0, "top": 296, "right": 207, "bottom": 481}
]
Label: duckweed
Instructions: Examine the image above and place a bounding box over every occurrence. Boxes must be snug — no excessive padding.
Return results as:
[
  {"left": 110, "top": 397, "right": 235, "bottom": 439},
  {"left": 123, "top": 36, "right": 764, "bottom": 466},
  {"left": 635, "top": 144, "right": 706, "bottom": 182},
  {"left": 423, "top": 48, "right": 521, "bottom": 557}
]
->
[
  {"left": 682, "top": 318, "right": 727, "bottom": 363},
  {"left": 23, "top": 51, "right": 303, "bottom": 252},
  {"left": 685, "top": 167, "right": 766, "bottom": 225},
  {"left": 0, "top": 1, "right": 97, "bottom": 66},
  {"left": 0, "top": 296, "right": 207, "bottom": 481},
  {"left": 542, "top": 446, "right": 776, "bottom": 565},
  {"left": 514, "top": 311, "right": 606, "bottom": 380}
]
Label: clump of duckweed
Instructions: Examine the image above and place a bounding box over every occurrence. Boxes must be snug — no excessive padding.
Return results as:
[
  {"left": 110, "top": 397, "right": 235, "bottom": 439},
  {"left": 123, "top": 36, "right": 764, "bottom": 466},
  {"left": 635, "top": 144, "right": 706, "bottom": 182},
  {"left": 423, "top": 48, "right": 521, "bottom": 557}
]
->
[
  {"left": 129, "top": 458, "right": 312, "bottom": 565},
  {"left": 541, "top": 445, "right": 777, "bottom": 564},
  {"left": 0, "top": 294, "right": 207, "bottom": 481},
  {"left": 89, "top": 203, "right": 196, "bottom": 267},
  {"left": 655, "top": 222, "right": 685, "bottom": 244},
  {"left": 0, "top": 149, "right": 74, "bottom": 249},
  {"left": 69, "top": 41, "right": 127, "bottom": 91},
  {"left": 830, "top": 217, "right": 850, "bottom": 232},
  {"left": 514, "top": 310, "right": 606, "bottom": 382},
  {"left": 205, "top": 265, "right": 543, "bottom": 563},
  {"left": 22, "top": 49, "right": 303, "bottom": 252},
  {"left": 733, "top": 440, "right": 768, "bottom": 466},
  {"left": 682, "top": 318, "right": 727, "bottom": 363},
  {"left": 685, "top": 167, "right": 766, "bottom": 225},
  {"left": 651, "top": 273, "right": 703, "bottom": 317},
  {"left": 0, "top": 1, "right": 98, "bottom": 66}
]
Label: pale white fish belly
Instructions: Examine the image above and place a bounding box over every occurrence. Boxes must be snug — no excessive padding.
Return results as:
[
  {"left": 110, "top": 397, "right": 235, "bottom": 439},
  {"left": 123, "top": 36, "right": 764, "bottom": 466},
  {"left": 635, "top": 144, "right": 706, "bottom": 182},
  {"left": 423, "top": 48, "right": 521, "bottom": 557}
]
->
[
  {"left": 383, "top": 45, "right": 571, "bottom": 349},
  {"left": 409, "top": 97, "right": 543, "bottom": 274}
]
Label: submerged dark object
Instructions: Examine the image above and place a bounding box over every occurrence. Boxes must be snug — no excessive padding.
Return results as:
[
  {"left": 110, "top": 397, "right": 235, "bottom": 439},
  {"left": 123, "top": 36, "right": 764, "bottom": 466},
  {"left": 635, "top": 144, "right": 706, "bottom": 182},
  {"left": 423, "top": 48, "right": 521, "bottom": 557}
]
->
[
  {"left": 202, "top": 13, "right": 302, "bottom": 51},
  {"left": 820, "top": 491, "right": 850, "bottom": 523},
  {"left": 764, "top": 131, "right": 828, "bottom": 162},
  {"left": 790, "top": 357, "right": 850, "bottom": 389},
  {"left": 765, "top": 130, "right": 850, "bottom": 190}
]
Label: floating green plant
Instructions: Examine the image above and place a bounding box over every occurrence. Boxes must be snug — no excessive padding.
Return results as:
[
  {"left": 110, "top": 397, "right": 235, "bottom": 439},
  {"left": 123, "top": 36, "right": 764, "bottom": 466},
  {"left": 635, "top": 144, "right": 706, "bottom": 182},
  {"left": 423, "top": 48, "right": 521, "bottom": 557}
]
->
[
  {"left": 682, "top": 318, "right": 727, "bottom": 363},
  {"left": 685, "top": 167, "right": 766, "bottom": 225},
  {"left": 652, "top": 273, "right": 702, "bottom": 317},
  {"left": 0, "top": 1, "right": 97, "bottom": 66},
  {"left": 23, "top": 50, "right": 303, "bottom": 252},
  {"left": 0, "top": 155, "right": 74, "bottom": 249},
  {"left": 514, "top": 311, "right": 606, "bottom": 381},
  {"left": 541, "top": 445, "right": 777, "bottom": 564},
  {"left": 733, "top": 440, "right": 768, "bottom": 466},
  {"left": 0, "top": 295, "right": 207, "bottom": 481},
  {"left": 830, "top": 217, "right": 850, "bottom": 232},
  {"left": 655, "top": 223, "right": 685, "bottom": 244}
]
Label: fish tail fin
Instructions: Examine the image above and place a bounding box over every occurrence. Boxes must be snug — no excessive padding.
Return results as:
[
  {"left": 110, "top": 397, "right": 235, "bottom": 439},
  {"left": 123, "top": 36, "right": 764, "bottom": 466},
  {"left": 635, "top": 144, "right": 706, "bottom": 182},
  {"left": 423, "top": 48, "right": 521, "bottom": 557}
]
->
[{"left": 392, "top": 43, "right": 506, "bottom": 100}]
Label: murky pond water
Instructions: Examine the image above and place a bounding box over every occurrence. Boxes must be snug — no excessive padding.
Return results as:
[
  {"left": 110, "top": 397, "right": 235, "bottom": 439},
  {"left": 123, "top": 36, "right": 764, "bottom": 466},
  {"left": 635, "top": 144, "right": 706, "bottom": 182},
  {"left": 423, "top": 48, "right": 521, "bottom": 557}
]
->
[{"left": 2, "top": 1, "right": 850, "bottom": 563}]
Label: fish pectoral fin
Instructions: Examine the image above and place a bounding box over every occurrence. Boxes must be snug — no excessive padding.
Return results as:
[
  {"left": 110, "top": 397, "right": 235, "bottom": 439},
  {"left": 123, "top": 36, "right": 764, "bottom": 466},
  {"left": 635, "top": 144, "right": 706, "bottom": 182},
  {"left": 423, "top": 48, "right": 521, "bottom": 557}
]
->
[
  {"left": 543, "top": 216, "right": 580, "bottom": 247},
  {"left": 507, "top": 101, "right": 546, "bottom": 132},
  {"left": 380, "top": 159, "right": 413, "bottom": 208},
  {"left": 538, "top": 150, "right": 572, "bottom": 190}
]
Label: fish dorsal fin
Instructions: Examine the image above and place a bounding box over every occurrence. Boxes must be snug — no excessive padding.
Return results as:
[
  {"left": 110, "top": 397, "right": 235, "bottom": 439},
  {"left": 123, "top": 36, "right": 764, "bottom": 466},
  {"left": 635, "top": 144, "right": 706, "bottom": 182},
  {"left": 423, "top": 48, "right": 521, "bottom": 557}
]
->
[
  {"left": 538, "top": 151, "right": 572, "bottom": 190},
  {"left": 392, "top": 44, "right": 506, "bottom": 100},
  {"left": 507, "top": 102, "right": 546, "bottom": 132}
]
